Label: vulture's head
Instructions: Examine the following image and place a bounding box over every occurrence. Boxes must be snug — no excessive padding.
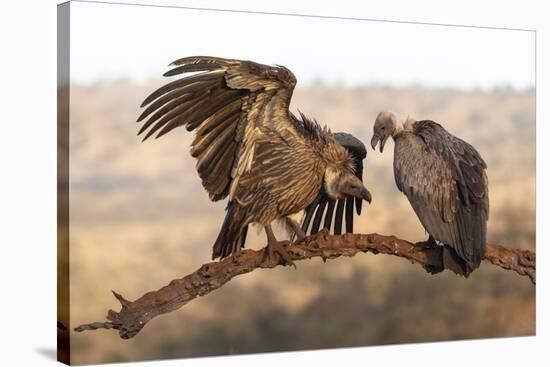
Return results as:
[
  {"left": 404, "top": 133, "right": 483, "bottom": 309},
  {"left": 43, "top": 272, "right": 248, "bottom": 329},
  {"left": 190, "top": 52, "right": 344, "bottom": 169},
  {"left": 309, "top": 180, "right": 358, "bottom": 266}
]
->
[
  {"left": 371, "top": 111, "right": 399, "bottom": 153},
  {"left": 324, "top": 166, "right": 372, "bottom": 203}
]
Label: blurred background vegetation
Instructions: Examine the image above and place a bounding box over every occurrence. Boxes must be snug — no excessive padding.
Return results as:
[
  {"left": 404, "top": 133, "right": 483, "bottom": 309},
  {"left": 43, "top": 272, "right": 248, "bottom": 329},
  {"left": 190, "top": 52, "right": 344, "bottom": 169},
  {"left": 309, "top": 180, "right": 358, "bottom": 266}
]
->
[{"left": 68, "top": 81, "right": 535, "bottom": 364}]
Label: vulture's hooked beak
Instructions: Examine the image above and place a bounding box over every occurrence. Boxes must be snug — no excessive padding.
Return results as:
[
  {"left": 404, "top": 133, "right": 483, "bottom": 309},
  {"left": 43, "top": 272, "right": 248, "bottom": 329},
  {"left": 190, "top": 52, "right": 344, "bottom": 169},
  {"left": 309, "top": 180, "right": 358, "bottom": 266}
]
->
[
  {"left": 338, "top": 175, "right": 372, "bottom": 204},
  {"left": 370, "top": 135, "right": 379, "bottom": 150},
  {"left": 361, "top": 187, "right": 372, "bottom": 204},
  {"left": 371, "top": 134, "right": 388, "bottom": 153}
]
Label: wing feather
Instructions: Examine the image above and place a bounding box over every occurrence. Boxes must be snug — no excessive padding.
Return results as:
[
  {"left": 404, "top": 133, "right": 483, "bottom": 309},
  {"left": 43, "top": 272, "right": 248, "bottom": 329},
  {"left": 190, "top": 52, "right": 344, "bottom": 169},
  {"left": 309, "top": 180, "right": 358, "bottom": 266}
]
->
[
  {"left": 190, "top": 109, "right": 240, "bottom": 158},
  {"left": 333, "top": 199, "right": 345, "bottom": 235},
  {"left": 311, "top": 197, "right": 328, "bottom": 235},
  {"left": 140, "top": 70, "right": 224, "bottom": 107},
  {"left": 137, "top": 90, "right": 193, "bottom": 122},
  {"left": 163, "top": 63, "right": 220, "bottom": 77},
  {"left": 323, "top": 199, "right": 336, "bottom": 230},
  {"left": 139, "top": 96, "right": 200, "bottom": 137},
  {"left": 345, "top": 197, "right": 354, "bottom": 233},
  {"left": 301, "top": 194, "right": 322, "bottom": 235}
]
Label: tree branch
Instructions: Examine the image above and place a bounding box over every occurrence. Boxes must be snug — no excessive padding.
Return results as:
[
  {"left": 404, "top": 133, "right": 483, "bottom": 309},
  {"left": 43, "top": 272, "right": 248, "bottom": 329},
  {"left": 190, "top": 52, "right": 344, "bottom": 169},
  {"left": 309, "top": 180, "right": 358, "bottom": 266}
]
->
[{"left": 74, "top": 231, "right": 535, "bottom": 339}]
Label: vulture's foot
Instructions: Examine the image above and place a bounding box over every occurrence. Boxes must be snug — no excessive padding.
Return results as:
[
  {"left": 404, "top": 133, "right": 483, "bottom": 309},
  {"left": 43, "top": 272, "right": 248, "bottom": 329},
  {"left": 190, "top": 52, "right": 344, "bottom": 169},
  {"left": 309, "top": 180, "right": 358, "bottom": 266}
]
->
[
  {"left": 414, "top": 235, "right": 439, "bottom": 252},
  {"left": 263, "top": 224, "right": 296, "bottom": 268},
  {"left": 265, "top": 241, "right": 296, "bottom": 269}
]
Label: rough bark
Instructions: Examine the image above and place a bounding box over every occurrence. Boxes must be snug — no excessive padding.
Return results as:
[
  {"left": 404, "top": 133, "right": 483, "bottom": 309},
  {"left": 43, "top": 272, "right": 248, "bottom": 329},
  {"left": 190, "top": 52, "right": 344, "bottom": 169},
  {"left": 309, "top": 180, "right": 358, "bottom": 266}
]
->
[{"left": 74, "top": 230, "right": 535, "bottom": 339}]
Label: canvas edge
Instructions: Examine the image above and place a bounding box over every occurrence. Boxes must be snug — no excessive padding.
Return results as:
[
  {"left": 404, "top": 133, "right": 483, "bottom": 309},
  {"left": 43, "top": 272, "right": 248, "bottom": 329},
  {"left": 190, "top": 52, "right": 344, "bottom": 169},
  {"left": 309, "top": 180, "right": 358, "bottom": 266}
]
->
[{"left": 57, "top": 1, "right": 71, "bottom": 365}]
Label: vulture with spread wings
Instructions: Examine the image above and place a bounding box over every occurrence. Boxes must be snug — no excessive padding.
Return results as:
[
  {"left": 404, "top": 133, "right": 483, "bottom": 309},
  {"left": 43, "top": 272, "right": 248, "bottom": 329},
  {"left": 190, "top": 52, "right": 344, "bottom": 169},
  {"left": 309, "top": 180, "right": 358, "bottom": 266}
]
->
[
  {"left": 371, "top": 112, "right": 489, "bottom": 276},
  {"left": 137, "top": 56, "right": 371, "bottom": 265}
]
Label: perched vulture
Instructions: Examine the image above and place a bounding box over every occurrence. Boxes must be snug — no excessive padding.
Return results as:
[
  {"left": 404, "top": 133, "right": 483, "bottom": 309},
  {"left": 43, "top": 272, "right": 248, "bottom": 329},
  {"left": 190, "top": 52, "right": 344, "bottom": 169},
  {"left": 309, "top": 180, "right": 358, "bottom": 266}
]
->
[
  {"left": 371, "top": 111, "right": 489, "bottom": 276},
  {"left": 137, "top": 56, "right": 372, "bottom": 264}
]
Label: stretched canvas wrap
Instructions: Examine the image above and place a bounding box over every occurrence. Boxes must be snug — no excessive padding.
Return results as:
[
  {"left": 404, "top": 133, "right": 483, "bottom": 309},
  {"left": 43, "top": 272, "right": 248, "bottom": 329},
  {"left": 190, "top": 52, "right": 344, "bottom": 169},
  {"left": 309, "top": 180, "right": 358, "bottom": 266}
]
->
[{"left": 57, "top": 1, "right": 536, "bottom": 365}]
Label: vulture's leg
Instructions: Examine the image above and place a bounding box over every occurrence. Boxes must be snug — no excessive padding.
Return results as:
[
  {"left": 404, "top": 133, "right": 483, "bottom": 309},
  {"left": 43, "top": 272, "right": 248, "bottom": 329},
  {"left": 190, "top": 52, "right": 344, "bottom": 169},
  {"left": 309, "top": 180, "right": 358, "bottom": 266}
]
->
[
  {"left": 285, "top": 218, "right": 306, "bottom": 242},
  {"left": 264, "top": 224, "right": 296, "bottom": 268}
]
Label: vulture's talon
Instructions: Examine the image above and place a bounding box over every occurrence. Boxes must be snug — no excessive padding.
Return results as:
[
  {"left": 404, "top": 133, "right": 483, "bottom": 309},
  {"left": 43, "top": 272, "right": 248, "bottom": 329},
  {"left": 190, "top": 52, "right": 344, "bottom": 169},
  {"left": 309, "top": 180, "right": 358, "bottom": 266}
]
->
[
  {"left": 413, "top": 237, "right": 439, "bottom": 253},
  {"left": 266, "top": 241, "right": 296, "bottom": 268}
]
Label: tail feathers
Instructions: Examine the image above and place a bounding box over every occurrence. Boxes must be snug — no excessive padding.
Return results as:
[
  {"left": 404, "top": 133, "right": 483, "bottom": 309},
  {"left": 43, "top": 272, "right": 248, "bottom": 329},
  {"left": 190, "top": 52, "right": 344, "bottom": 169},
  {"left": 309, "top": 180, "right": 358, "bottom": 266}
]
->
[
  {"left": 453, "top": 203, "right": 487, "bottom": 275},
  {"left": 212, "top": 202, "right": 247, "bottom": 260},
  {"left": 442, "top": 245, "right": 480, "bottom": 277}
]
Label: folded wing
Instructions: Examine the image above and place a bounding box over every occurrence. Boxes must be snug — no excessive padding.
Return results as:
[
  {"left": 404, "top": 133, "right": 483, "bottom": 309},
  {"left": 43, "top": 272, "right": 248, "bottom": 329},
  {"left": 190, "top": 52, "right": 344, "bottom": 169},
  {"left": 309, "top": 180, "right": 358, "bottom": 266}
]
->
[{"left": 395, "top": 120, "right": 489, "bottom": 268}]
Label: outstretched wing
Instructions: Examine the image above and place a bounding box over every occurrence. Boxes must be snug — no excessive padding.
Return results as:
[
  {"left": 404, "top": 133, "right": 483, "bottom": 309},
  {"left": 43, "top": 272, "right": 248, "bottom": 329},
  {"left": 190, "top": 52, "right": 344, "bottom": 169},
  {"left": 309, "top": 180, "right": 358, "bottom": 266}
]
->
[
  {"left": 137, "top": 56, "right": 298, "bottom": 202},
  {"left": 395, "top": 120, "right": 489, "bottom": 268},
  {"left": 301, "top": 132, "right": 368, "bottom": 235}
]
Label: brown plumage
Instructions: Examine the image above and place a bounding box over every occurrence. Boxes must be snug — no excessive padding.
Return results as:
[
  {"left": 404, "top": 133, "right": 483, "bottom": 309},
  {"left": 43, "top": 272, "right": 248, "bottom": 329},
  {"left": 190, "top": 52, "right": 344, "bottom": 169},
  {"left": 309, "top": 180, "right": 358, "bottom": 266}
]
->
[
  {"left": 371, "top": 111, "right": 489, "bottom": 276},
  {"left": 137, "top": 56, "right": 372, "bottom": 262},
  {"left": 300, "top": 132, "right": 368, "bottom": 237}
]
